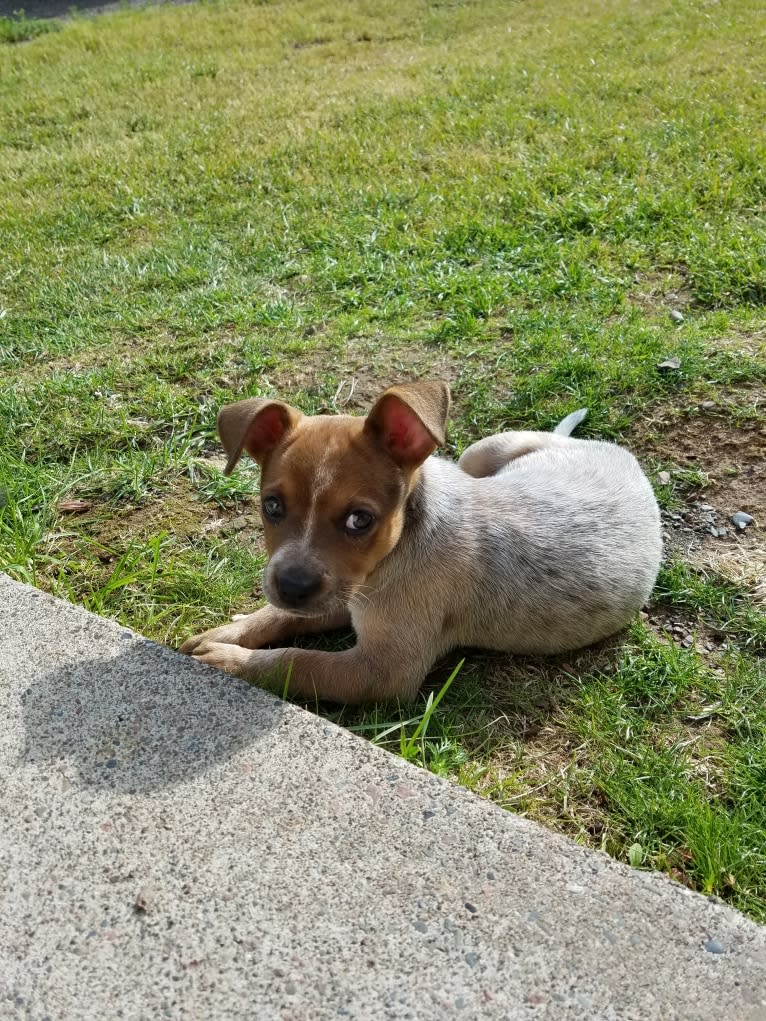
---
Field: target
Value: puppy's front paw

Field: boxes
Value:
[179,622,249,656]
[190,640,251,678]
[190,643,288,691]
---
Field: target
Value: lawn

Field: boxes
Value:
[1,0,765,921]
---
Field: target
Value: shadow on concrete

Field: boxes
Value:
[18,640,284,793]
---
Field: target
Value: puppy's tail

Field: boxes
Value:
[553,408,588,436]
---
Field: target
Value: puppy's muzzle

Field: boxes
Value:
[273,565,324,609]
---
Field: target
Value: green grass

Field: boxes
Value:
[0,12,60,45]
[1,0,765,922]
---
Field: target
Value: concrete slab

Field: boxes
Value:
[1,574,765,1020]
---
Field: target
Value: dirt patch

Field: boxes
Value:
[71,479,265,554]
[627,267,693,316]
[643,605,730,664]
[264,334,465,412]
[86,486,208,547]
[704,326,766,359]
[637,401,766,600]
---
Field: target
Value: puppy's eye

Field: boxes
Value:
[345,509,375,535]
[262,495,284,522]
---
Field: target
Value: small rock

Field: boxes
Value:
[657,471,671,486]
[704,938,725,955]
[657,356,681,371]
[699,504,714,511]
[708,526,720,538]
[700,400,716,410]
[731,511,754,529]
[134,887,157,913]
[669,309,685,324]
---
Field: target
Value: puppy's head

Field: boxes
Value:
[217,381,450,616]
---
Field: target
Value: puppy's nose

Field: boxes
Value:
[275,566,323,606]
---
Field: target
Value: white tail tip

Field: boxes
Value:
[553,408,588,436]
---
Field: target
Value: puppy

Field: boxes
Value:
[181,381,662,703]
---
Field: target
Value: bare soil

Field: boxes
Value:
[634,387,765,602]
[628,267,693,316]
[266,334,465,413]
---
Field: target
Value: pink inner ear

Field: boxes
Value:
[249,405,288,456]
[381,399,433,462]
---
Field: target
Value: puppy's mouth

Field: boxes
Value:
[268,595,349,619]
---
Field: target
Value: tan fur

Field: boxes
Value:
[181,381,662,704]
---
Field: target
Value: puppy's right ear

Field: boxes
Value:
[217,398,301,475]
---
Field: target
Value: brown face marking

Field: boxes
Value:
[258,415,415,610]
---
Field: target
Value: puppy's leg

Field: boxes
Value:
[188,640,423,705]
[179,603,351,655]
[459,431,569,478]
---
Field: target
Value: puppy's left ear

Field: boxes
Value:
[365,380,451,467]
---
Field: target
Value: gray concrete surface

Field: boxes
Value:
[1,573,765,1020]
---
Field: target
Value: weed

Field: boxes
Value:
[397,659,465,767]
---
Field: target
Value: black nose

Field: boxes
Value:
[275,566,323,606]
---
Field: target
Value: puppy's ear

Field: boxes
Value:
[217,398,301,475]
[365,380,451,467]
